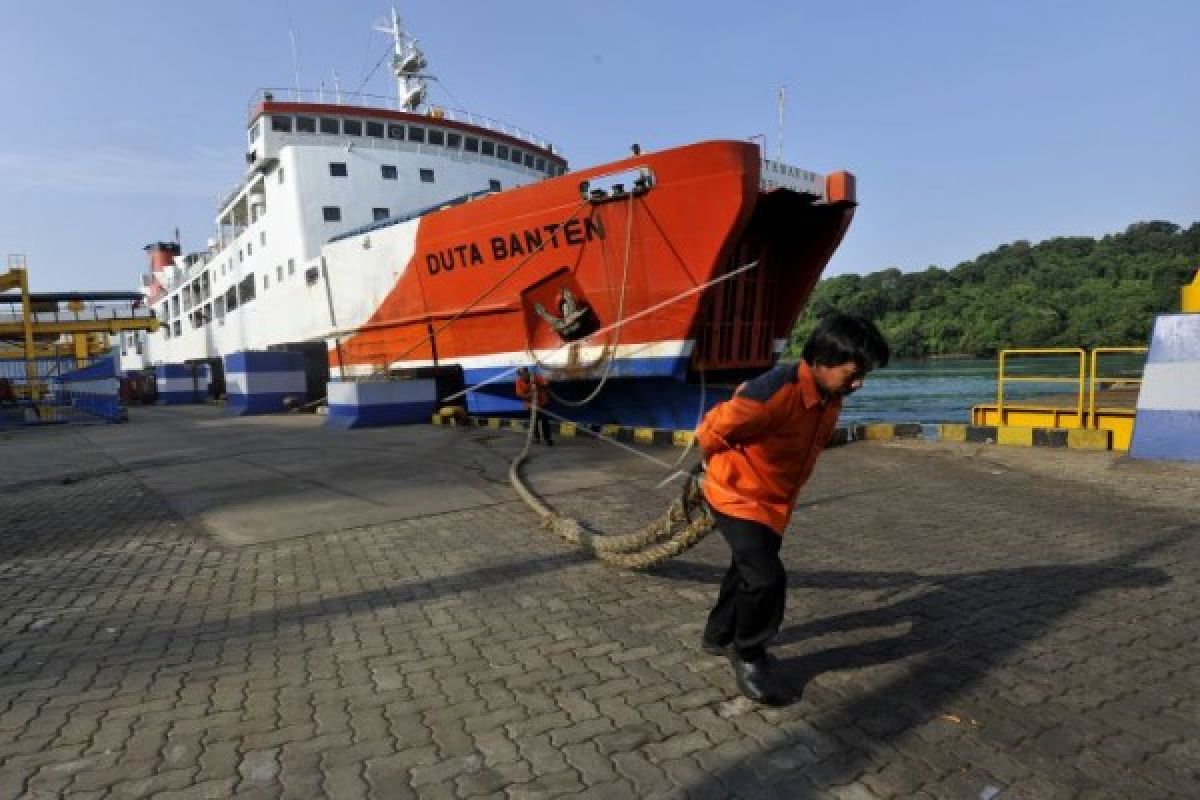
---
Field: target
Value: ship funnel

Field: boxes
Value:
[144,241,181,273]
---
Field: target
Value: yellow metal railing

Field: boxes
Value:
[997,348,1087,427]
[1089,347,1147,428]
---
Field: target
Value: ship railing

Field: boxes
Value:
[250,88,556,153]
[0,305,155,326]
[989,346,1147,429]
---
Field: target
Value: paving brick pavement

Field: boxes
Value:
[0,412,1196,798]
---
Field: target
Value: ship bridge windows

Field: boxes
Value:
[172,320,182,336]
[225,286,238,312]
[419,169,435,183]
[366,121,384,138]
[388,124,404,140]
[305,266,320,285]
[343,119,363,136]
[524,153,534,169]
[464,136,479,153]
[428,129,444,146]
[496,144,509,160]
[276,265,284,282]
[447,132,461,149]
[320,117,339,135]
[296,116,317,134]
[329,162,348,177]
[510,149,522,165]
[535,157,546,172]
[480,140,495,156]
[407,126,425,143]
[322,206,342,222]
[373,208,390,221]
[287,258,295,276]
[271,115,292,132]
[381,165,398,180]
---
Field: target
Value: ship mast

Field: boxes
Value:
[377,7,428,112]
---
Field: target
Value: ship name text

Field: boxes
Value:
[425,218,605,275]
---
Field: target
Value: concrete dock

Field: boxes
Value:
[1,407,1197,798]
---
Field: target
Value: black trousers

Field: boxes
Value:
[533,413,554,443]
[702,507,786,661]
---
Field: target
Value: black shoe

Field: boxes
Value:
[731,654,785,705]
[701,637,730,656]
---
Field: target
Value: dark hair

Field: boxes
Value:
[801,313,890,371]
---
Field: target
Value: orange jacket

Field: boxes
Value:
[515,373,549,408]
[695,360,841,535]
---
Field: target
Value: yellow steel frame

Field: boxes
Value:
[996,348,1087,427]
[1088,347,1148,426]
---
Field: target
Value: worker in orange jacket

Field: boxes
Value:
[515,366,554,445]
[694,313,889,704]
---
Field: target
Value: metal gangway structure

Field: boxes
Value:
[0,255,159,422]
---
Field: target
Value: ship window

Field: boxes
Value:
[464,136,479,153]
[535,157,546,172]
[373,207,390,221]
[247,242,253,256]
[287,258,295,275]
[387,124,405,140]
[329,162,348,177]
[366,121,384,138]
[343,119,363,136]
[249,121,261,142]
[481,140,495,156]
[320,117,339,134]
[278,167,285,184]
[447,132,461,149]
[271,115,292,132]
[322,206,342,222]
[524,153,534,168]
[489,179,502,192]
[419,168,435,183]
[215,296,225,319]
[496,144,509,160]
[172,320,181,336]
[381,164,397,180]
[407,126,425,143]
[239,274,256,304]
[225,286,238,311]
[171,296,180,316]
[305,266,320,285]
[163,325,170,339]
[428,129,444,146]
[263,274,269,290]
[276,265,283,281]
[260,232,266,247]
[296,116,316,133]
[511,149,522,164]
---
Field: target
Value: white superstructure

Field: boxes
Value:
[121,13,566,372]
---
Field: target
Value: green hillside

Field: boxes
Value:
[786,220,1200,359]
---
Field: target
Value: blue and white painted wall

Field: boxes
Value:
[225,350,306,415]
[55,356,123,422]
[326,378,438,428]
[1129,314,1200,462]
[156,363,208,405]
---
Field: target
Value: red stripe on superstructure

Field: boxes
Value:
[255,101,566,165]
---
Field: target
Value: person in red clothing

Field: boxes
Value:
[515,366,554,445]
[695,313,889,704]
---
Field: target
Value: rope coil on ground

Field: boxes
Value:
[509,396,715,570]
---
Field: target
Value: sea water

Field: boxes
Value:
[838,355,1145,425]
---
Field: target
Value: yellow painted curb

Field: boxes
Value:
[1067,428,1111,450]
[857,423,895,441]
[996,425,1034,446]
[559,422,577,437]
[939,424,967,443]
[633,428,655,445]
[601,424,621,438]
[673,430,695,447]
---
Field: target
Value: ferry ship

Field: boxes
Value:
[122,10,857,427]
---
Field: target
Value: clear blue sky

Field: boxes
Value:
[1,1,1196,292]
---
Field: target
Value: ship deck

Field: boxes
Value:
[0,406,1196,797]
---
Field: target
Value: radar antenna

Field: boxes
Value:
[376,7,428,112]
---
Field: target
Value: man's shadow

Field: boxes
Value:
[658,535,1175,708]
